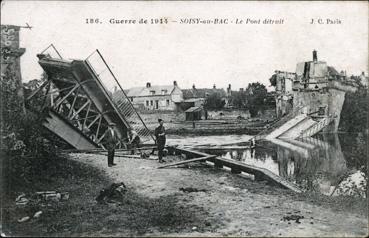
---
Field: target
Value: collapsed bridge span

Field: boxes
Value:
[27,45,154,149]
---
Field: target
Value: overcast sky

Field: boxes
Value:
[2,1,368,91]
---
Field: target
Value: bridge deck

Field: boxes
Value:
[161,146,302,193]
[35,50,154,149]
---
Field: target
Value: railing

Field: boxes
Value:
[85,50,155,143]
[254,106,307,141]
[299,117,333,138]
[40,44,63,59]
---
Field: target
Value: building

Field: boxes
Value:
[113,81,183,111]
[185,106,204,121]
[181,84,227,109]
[273,71,296,117]
[272,50,357,132]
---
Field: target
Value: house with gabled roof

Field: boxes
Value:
[113,81,183,111]
[181,84,228,109]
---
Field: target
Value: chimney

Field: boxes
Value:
[146,82,151,88]
[113,86,117,93]
[192,84,196,89]
[173,81,178,87]
[227,84,231,95]
[213,84,216,89]
[313,50,318,62]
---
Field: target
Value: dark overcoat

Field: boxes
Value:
[154,125,166,150]
[103,128,119,150]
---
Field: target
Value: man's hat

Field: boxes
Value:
[158,119,163,122]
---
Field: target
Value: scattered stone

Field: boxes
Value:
[18,216,30,223]
[282,214,304,224]
[16,191,69,207]
[15,193,29,206]
[223,186,238,192]
[192,226,197,231]
[33,211,43,218]
[179,187,207,193]
[61,192,70,200]
[35,191,69,202]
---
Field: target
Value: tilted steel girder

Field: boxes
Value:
[26,46,154,149]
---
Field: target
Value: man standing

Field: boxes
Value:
[103,123,119,167]
[154,119,166,163]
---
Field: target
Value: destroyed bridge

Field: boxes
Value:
[26,45,154,149]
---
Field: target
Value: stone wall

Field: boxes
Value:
[292,88,347,132]
[1,25,26,117]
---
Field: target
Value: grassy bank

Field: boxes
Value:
[2,154,213,237]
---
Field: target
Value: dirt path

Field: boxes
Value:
[72,153,367,237]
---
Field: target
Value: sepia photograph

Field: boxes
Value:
[1,1,368,237]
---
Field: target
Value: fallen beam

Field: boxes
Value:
[157,155,217,169]
[63,146,157,153]
[172,146,210,157]
[210,157,302,193]
[96,153,141,159]
[194,146,252,151]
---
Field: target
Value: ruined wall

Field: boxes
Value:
[292,90,330,115]
[326,89,346,131]
[1,25,26,118]
[292,89,346,132]
[276,95,293,118]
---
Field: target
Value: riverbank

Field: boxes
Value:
[147,120,268,136]
[3,152,367,237]
[139,111,271,135]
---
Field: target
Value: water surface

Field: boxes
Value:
[167,133,367,197]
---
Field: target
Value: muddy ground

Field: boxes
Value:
[3,152,368,237]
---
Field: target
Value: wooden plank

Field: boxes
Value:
[157,155,217,169]
[161,146,301,193]
[96,153,141,159]
[213,157,302,193]
[62,146,157,153]
[195,146,251,150]
[173,147,210,157]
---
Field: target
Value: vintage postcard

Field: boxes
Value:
[1,1,368,237]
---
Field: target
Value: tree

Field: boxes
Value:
[230,91,248,109]
[245,82,268,117]
[269,73,277,87]
[203,92,225,110]
[339,84,367,133]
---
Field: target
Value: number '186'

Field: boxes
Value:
[86,18,101,24]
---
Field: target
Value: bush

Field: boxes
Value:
[339,86,368,133]
[1,71,63,189]
[203,92,225,110]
